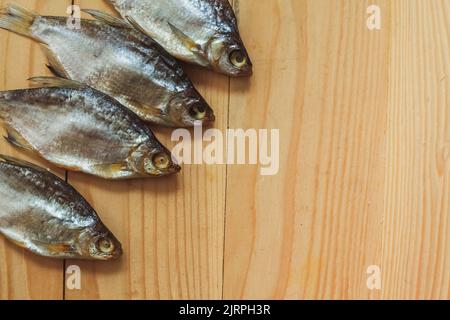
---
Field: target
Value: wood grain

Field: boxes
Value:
[64,0,228,300]
[382,0,450,299]
[224,0,449,300]
[0,0,71,300]
[0,0,448,300]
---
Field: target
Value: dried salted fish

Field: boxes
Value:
[0,77,181,179]
[0,4,215,127]
[108,0,253,76]
[0,155,122,260]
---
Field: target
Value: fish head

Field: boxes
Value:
[130,143,181,177]
[207,34,253,77]
[78,228,123,261]
[167,89,215,127]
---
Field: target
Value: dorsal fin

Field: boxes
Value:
[0,154,49,173]
[82,9,130,28]
[28,77,85,90]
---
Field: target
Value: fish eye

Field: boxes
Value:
[229,50,247,68]
[97,237,114,254]
[190,104,206,120]
[153,152,170,169]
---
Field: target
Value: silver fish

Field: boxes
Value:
[0,77,181,179]
[0,155,122,260]
[0,4,215,127]
[108,0,253,77]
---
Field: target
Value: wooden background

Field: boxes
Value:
[0,0,449,300]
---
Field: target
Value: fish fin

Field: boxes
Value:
[40,44,69,78]
[119,97,162,120]
[167,22,206,57]
[39,242,76,255]
[82,9,130,28]
[28,76,84,90]
[0,4,38,39]
[0,154,48,173]
[29,239,78,256]
[46,64,66,78]
[3,127,34,153]
[90,162,131,179]
[1,234,75,258]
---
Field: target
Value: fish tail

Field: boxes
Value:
[0,4,38,38]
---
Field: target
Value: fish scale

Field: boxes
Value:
[0,4,215,127]
[108,0,252,76]
[0,156,123,260]
[0,81,181,179]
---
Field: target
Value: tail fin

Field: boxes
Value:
[0,4,37,38]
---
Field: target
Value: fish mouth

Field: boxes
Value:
[169,156,182,174]
[92,235,123,260]
[205,112,216,123]
[181,112,215,127]
[110,243,123,260]
[198,110,216,126]
[233,66,253,77]
[104,249,123,261]
[153,163,181,176]
[170,163,182,174]
[214,56,253,77]
[90,247,122,261]
[230,56,253,77]
[186,99,216,127]
[225,44,253,77]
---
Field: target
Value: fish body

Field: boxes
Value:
[108,0,252,77]
[0,4,214,127]
[0,78,180,179]
[0,155,122,260]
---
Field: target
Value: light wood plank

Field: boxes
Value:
[382,0,450,299]
[0,0,71,300]
[65,0,228,300]
[224,0,448,299]
[1,0,448,300]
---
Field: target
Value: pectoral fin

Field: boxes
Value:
[119,97,163,121]
[89,162,133,179]
[2,234,77,257]
[42,243,77,255]
[31,240,78,256]
[167,22,206,56]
